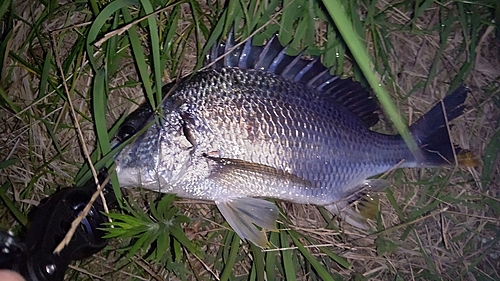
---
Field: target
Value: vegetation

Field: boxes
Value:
[0,0,499,280]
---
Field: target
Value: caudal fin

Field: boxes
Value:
[409,86,477,167]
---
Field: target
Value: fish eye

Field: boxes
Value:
[114,103,154,143]
[116,123,137,142]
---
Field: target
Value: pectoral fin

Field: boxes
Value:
[216,197,279,248]
[205,155,314,189]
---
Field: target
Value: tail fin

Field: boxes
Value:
[409,86,476,167]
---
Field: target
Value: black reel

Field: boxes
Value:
[0,172,116,281]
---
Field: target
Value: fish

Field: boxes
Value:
[112,32,474,248]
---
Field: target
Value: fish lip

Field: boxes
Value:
[110,139,120,150]
[115,166,159,189]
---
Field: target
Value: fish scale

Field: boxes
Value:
[195,69,392,183]
[113,33,471,247]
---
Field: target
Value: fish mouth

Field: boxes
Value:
[110,138,120,150]
[115,166,160,190]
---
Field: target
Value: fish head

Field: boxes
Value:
[114,110,196,192]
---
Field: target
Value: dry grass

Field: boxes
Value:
[1,0,499,280]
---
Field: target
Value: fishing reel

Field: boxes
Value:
[0,173,116,281]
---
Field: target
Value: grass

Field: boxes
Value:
[1,0,499,280]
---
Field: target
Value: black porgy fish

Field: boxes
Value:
[113,32,472,247]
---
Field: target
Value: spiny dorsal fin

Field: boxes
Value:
[205,31,380,127]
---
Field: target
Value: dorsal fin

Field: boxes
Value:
[205,32,380,127]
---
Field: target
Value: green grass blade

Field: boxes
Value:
[201,12,225,59]
[220,232,239,281]
[385,188,405,221]
[321,0,419,156]
[121,7,155,110]
[250,243,265,281]
[0,0,11,20]
[37,50,52,101]
[422,13,454,91]
[138,0,163,110]
[288,230,337,281]
[0,182,28,226]
[0,159,19,170]
[86,0,139,70]
[280,231,297,281]
[0,86,19,114]
[279,0,300,44]
[93,68,111,157]
[481,127,500,190]
[266,231,279,281]
[317,245,351,269]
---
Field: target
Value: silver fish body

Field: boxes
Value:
[113,34,468,247]
[117,67,411,201]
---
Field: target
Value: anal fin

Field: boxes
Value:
[216,197,279,248]
[325,179,389,229]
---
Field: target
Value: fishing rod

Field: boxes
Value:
[0,173,115,281]
[0,96,152,281]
